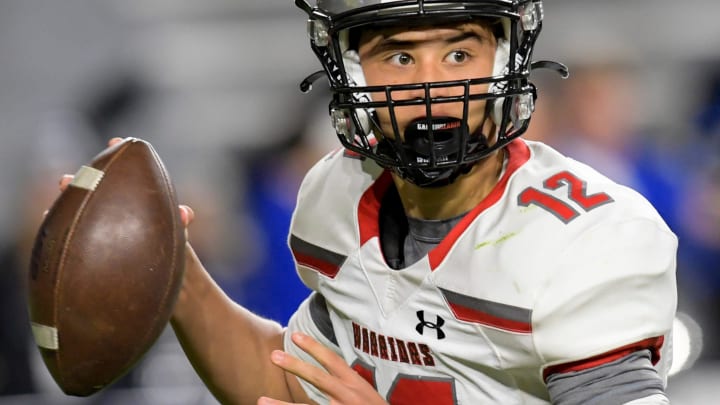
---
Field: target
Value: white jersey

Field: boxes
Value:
[284,139,677,405]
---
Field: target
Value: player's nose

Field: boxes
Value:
[399,64,458,102]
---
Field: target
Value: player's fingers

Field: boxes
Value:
[290,332,358,381]
[108,137,124,147]
[257,396,307,405]
[270,349,339,398]
[179,204,195,227]
[59,174,74,192]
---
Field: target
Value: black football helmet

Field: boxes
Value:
[296,0,568,187]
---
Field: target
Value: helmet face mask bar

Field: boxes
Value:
[296,0,568,187]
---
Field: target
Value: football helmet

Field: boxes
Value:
[296,0,568,187]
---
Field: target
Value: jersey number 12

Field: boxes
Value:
[517,171,613,223]
[353,361,456,405]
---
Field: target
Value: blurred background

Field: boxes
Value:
[0,0,718,403]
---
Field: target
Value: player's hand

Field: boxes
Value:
[56,137,195,228]
[259,332,388,405]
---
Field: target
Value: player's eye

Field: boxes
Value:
[389,52,414,66]
[445,50,470,64]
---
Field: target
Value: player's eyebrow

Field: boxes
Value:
[374,31,482,53]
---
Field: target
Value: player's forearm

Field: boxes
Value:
[170,243,291,404]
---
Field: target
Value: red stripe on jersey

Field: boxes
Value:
[358,171,393,246]
[351,362,375,386]
[292,250,341,279]
[542,336,665,381]
[447,301,532,333]
[429,139,532,270]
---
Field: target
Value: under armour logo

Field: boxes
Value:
[416,311,446,340]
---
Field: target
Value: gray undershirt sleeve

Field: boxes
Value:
[546,349,667,405]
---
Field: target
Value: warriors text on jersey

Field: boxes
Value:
[284,139,677,404]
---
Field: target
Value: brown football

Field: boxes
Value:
[27,137,186,396]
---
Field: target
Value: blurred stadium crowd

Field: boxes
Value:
[0,0,718,404]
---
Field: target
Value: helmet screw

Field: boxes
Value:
[331,109,352,140]
[514,93,535,121]
[307,19,329,46]
[519,2,544,31]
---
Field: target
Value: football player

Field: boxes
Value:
[76,1,677,404]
